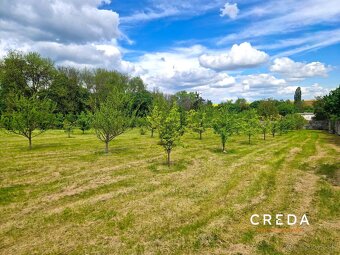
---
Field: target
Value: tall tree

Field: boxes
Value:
[159,103,183,166]
[92,90,132,153]
[47,67,90,115]
[0,95,55,149]
[294,87,302,112]
[0,51,55,112]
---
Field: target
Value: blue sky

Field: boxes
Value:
[0,0,339,102]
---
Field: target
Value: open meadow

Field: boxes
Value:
[0,129,339,254]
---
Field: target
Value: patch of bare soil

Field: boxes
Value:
[286,147,302,162]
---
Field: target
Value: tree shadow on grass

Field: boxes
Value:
[208,147,237,154]
[19,142,64,152]
[148,159,190,173]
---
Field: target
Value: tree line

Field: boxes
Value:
[1,51,337,166]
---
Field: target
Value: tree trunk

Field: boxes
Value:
[68,130,71,138]
[199,131,202,140]
[167,150,171,167]
[105,141,109,154]
[248,134,251,144]
[28,136,32,150]
[151,129,154,138]
[263,131,266,140]
[82,130,85,134]
[222,142,225,152]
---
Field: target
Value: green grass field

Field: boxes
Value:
[0,129,339,254]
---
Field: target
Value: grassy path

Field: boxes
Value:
[0,129,339,254]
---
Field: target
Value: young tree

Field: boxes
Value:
[187,107,207,139]
[63,114,77,138]
[259,117,271,140]
[241,109,260,144]
[270,119,279,137]
[92,91,132,153]
[159,103,183,166]
[212,108,236,152]
[77,111,92,134]
[146,105,162,137]
[0,96,55,149]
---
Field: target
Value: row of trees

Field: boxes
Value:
[146,103,306,164]
[0,51,325,166]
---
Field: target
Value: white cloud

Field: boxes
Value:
[277,83,329,99]
[241,74,286,91]
[270,57,329,81]
[0,0,121,44]
[220,2,239,19]
[0,0,142,74]
[199,42,268,71]
[121,0,227,23]
[218,0,340,45]
[134,45,237,92]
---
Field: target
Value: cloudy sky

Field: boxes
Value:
[1,0,339,102]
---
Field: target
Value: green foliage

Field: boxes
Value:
[259,117,272,140]
[0,95,55,148]
[159,103,183,166]
[146,105,162,137]
[92,90,132,153]
[47,67,90,115]
[241,109,260,144]
[63,113,76,138]
[270,118,279,137]
[277,100,296,116]
[0,51,55,112]
[77,111,92,134]
[278,114,306,134]
[187,107,208,139]
[257,99,279,118]
[212,107,236,152]
[323,85,340,118]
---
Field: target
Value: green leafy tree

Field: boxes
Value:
[323,86,340,117]
[0,95,55,149]
[277,100,296,116]
[187,108,207,139]
[241,109,260,144]
[212,108,236,152]
[47,67,90,115]
[259,117,271,140]
[0,51,55,112]
[63,114,77,138]
[92,91,132,153]
[257,100,279,118]
[146,105,162,137]
[77,111,92,134]
[159,103,183,166]
[270,118,279,137]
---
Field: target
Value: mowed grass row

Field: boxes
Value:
[0,128,339,254]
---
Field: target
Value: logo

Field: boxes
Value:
[250,214,309,226]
